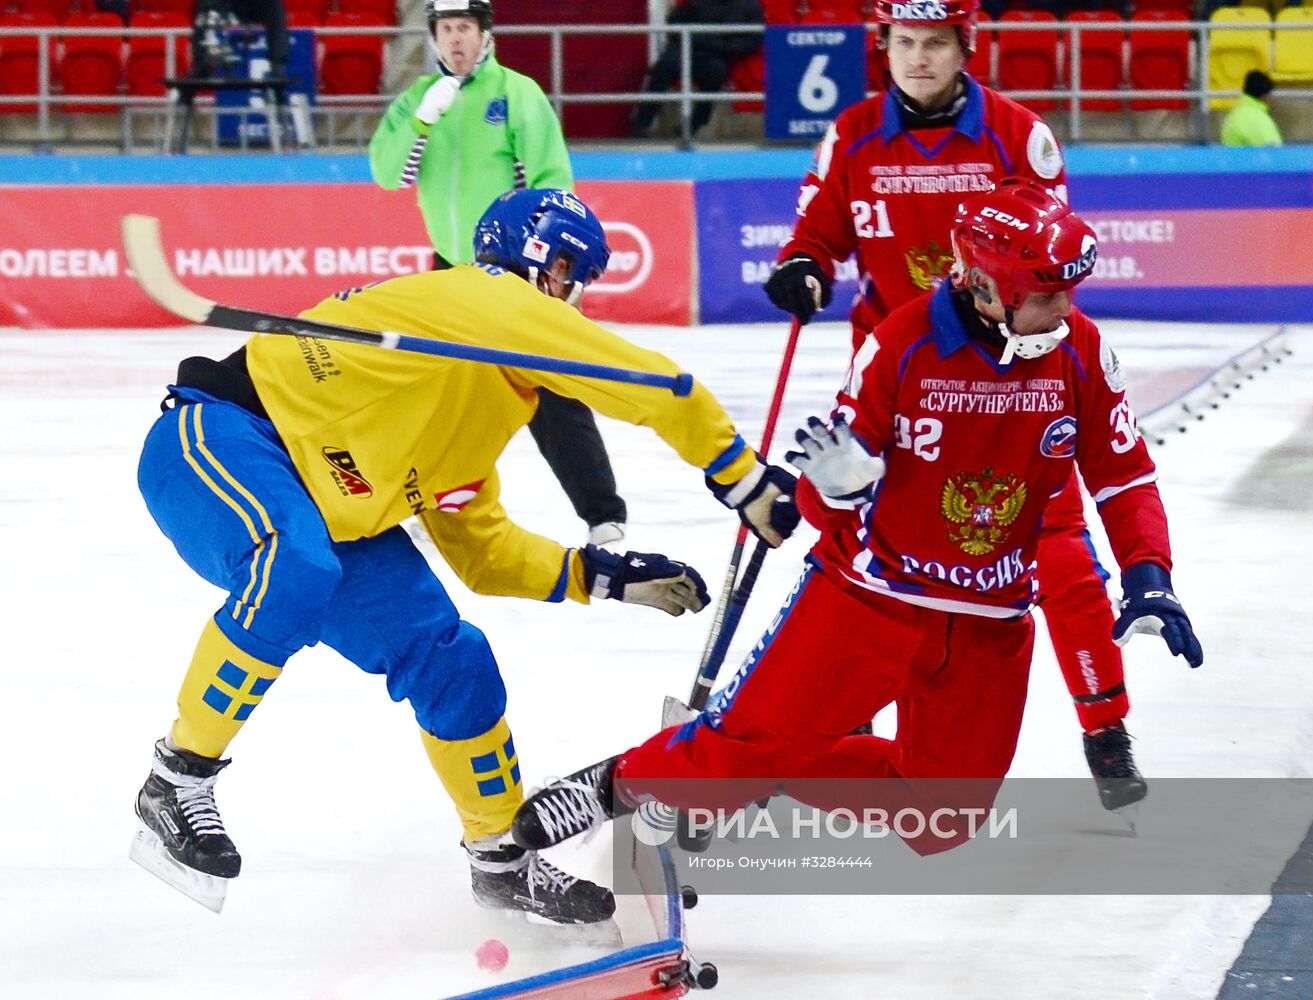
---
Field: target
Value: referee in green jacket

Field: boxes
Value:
[369,0,628,548]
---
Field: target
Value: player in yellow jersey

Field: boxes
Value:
[130,188,800,922]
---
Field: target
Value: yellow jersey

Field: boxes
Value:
[245,265,758,604]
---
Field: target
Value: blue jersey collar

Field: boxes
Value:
[879,75,986,145]
[930,280,972,357]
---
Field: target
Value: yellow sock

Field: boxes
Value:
[171,618,283,759]
[421,718,523,843]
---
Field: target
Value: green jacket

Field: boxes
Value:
[369,54,573,264]
[1220,94,1283,148]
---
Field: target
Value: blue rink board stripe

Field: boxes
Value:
[1217,819,1313,998]
[1,145,1312,187]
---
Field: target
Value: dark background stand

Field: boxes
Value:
[163,76,293,153]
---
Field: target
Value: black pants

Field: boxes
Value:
[528,389,627,529]
[634,46,731,135]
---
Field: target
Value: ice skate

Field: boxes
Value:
[466,838,616,927]
[512,756,625,851]
[129,737,240,912]
[586,521,626,549]
[1083,722,1147,831]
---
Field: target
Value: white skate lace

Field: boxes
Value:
[530,772,609,844]
[152,758,227,837]
[524,853,579,904]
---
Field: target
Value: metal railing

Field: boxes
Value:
[0,18,1309,150]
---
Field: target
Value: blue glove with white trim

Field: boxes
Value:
[579,545,710,617]
[706,459,799,548]
[1112,562,1203,668]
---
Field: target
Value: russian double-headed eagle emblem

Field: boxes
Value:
[940,468,1028,555]
[903,241,956,291]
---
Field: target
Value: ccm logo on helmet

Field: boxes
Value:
[891,0,950,19]
[1060,239,1098,281]
[980,207,1030,231]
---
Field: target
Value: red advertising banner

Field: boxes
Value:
[0,179,692,329]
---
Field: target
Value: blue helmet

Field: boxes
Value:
[473,189,611,298]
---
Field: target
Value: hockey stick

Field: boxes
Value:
[681,317,803,716]
[120,214,694,397]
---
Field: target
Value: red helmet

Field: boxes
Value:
[872,0,979,56]
[950,177,1098,311]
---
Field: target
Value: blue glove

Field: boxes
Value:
[580,545,710,617]
[1112,562,1203,668]
[785,414,886,508]
[706,459,800,548]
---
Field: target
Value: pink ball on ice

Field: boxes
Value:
[475,938,509,973]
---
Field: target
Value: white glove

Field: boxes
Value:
[415,74,461,125]
[785,414,885,508]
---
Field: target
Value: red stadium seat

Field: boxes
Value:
[727,49,766,111]
[132,0,193,14]
[996,10,1061,112]
[1129,9,1191,109]
[966,14,997,87]
[333,0,397,25]
[797,0,864,22]
[13,0,68,21]
[126,10,190,97]
[1131,0,1194,13]
[0,12,57,113]
[1067,11,1124,111]
[58,11,123,113]
[319,12,385,96]
[283,0,330,26]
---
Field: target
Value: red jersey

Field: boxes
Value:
[779,76,1068,334]
[799,283,1171,618]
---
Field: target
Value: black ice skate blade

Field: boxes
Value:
[475,901,623,948]
[129,824,230,913]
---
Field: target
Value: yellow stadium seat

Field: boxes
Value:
[1273,7,1313,83]
[1208,6,1273,109]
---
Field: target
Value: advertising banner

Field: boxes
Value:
[696,177,859,327]
[696,172,1313,326]
[0,179,692,328]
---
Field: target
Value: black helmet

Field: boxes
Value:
[426,0,492,32]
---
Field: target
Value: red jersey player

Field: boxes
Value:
[763,0,1147,816]
[510,180,1202,859]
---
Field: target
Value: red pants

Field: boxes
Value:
[1037,476,1129,733]
[618,568,1035,854]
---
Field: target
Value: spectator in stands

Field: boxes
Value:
[631,0,765,139]
[1220,70,1283,147]
[368,0,629,550]
[189,0,289,80]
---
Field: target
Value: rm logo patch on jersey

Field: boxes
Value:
[322,447,373,498]
[1027,121,1064,181]
[904,241,955,291]
[484,98,507,125]
[1041,416,1078,458]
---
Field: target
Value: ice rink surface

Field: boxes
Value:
[2,316,1311,1000]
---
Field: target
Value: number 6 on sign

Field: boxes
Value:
[799,54,838,113]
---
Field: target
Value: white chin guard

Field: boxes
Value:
[998,320,1070,365]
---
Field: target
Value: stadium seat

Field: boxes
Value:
[1272,6,1313,84]
[996,10,1061,112]
[966,15,997,87]
[58,10,123,113]
[13,0,68,21]
[319,12,385,96]
[125,10,190,98]
[283,0,330,26]
[1067,11,1125,111]
[1129,9,1191,109]
[1207,6,1271,109]
[727,49,766,112]
[797,0,865,22]
[333,0,397,25]
[0,11,57,113]
[1130,0,1194,13]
